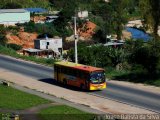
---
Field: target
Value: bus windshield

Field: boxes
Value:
[90,71,105,84]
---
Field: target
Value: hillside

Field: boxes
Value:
[6,32,38,48]
[78,21,96,40]
[0,0,50,9]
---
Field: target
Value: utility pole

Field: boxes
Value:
[73,16,78,64]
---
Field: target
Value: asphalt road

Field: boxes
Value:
[0,55,160,113]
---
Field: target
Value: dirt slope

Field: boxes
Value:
[6,32,38,49]
[78,21,96,40]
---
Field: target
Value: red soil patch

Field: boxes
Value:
[78,21,96,39]
[6,32,38,49]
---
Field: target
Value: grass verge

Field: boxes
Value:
[0,45,56,66]
[38,105,96,120]
[0,113,2,120]
[106,68,160,87]
[0,84,50,110]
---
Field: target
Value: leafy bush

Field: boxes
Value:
[20,22,61,37]
[2,2,22,9]
[0,35,7,46]
[6,26,20,35]
[68,43,126,68]
[7,44,22,51]
[0,45,56,66]
[0,45,18,56]
[128,39,160,75]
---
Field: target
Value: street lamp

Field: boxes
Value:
[73,16,78,64]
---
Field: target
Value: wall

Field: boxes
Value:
[78,11,88,18]
[0,12,30,25]
[34,38,62,52]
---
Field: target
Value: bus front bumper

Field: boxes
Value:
[89,83,106,90]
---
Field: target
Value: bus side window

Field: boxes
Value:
[58,66,61,73]
[85,72,89,80]
[77,70,81,78]
[72,69,76,77]
[73,69,77,77]
[61,67,64,73]
[64,67,68,74]
[69,68,73,76]
[79,71,84,79]
[54,65,57,72]
[66,68,70,75]
[70,68,75,76]
[82,72,85,79]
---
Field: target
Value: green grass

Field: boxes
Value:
[145,79,160,87]
[0,85,50,110]
[106,68,160,87]
[106,67,130,80]
[0,113,2,120]
[0,45,57,66]
[0,113,11,120]
[38,105,96,120]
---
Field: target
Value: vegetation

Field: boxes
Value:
[68,39,160,87]
[0,45,56,66]
[0,113,2,119]
[139,0,160,39]
[0,0,160,86]
[0,0,50,9]
[19,22,61,37]
[7,43,22,51]
[68,42,126,68]
[0,84,50,110]
[38,105,95,120]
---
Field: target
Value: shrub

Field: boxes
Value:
[7,44,22,51]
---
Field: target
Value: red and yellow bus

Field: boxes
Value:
[54,61,106,90]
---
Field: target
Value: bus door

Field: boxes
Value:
[54,65,57,80]
[55,66,61,81]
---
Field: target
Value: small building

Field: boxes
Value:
[23,48,56,58]
[78,11,88,18]
[34,38,63,56]
[0,9,30,25]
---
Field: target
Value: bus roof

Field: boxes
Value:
[54,61,104,72]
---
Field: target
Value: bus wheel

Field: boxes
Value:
[63,79,67,85]
[80,84,85,91]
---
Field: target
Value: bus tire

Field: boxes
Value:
[63,79,67,85]
[80,84,85,90]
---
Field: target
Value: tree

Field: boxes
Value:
[0,25,7,46]
[7,43,22,51]
[126,39,160,75]
[92,29,106,43]
[91,1,114,37]
[109,0,129,40]
[139,0,160,39]
[53,0,77,37]
[67,43,126,68]
[2,2,22,9]
[91,0,128,40]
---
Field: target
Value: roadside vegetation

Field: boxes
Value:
[0,84,95,120]
[0,0,50,9]
[38,105,95,120]
[0,0,160,86]
[0,84,50,109]
[68,39,160,87]
[0,45,56,66]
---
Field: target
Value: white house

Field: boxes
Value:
[34,38,63,54]
[78,11,88,18]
